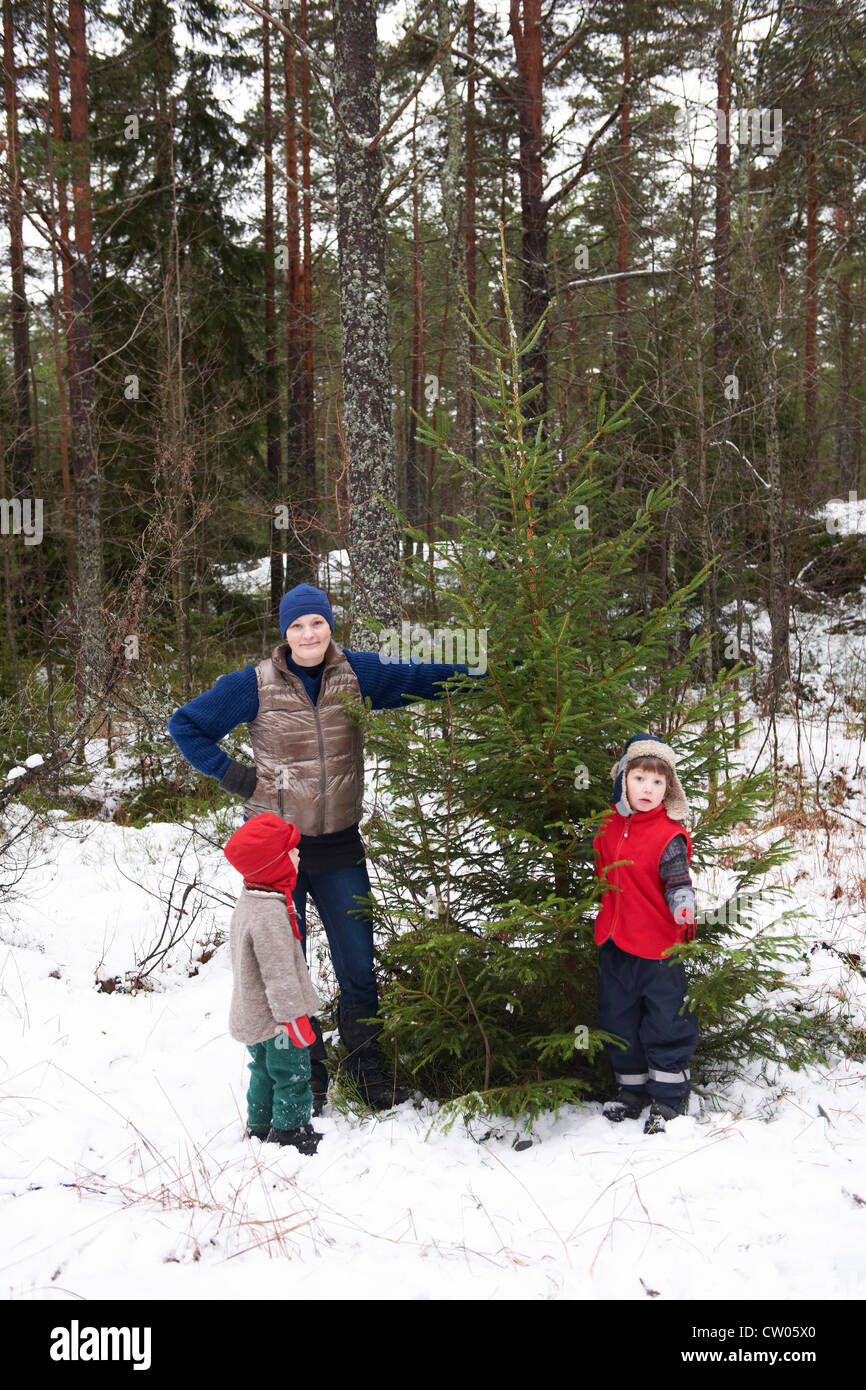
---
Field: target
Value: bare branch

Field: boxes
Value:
[566,267,676,287]
[708,439,771,490]
[415,34,517,102]
[383,161,437,217]
[236,0,349,142]
[249,137,336,216]
[543,17,589,77]
[368,5,468,154]
[237,0,331,81]
[545,95,627,209]
[383,0,439,74]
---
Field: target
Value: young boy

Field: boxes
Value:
[223,813,324,1154]
[593,733,698,1135]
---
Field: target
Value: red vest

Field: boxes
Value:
[593,803,692,960]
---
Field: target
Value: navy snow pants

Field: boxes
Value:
[597,938,698,1105]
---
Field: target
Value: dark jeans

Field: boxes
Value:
[597,938,699,1105]
[292,862,377,1014]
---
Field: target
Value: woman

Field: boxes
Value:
[169,583,480,1111]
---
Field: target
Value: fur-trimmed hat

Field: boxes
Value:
[610,732,689,824]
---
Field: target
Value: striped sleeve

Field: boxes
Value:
[659,834,695,920]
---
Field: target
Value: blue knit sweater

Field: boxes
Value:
[168,648,479,784]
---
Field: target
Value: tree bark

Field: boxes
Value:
[263,2,284,615]
[67,0,105,703]
[834,201,853,492]
[284,24,308,589]
[408,99,425,551]
[510,0,548,417]
[299,0,316,534]
[333,0,401,644]
[765,358,789,704]
[614,26,631,400]
[804,66,818,462]
[162,94,192,699]
[3,0,33,496]
[465,0,477,482]
[714,0,732,378]
[46,0,77,588]
[690,169,717,717]
[437,0,471,524]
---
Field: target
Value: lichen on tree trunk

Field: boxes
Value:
[333,0,401,648]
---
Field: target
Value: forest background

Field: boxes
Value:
[2,0,864,748]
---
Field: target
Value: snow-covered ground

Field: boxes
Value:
[1,592,865,1301]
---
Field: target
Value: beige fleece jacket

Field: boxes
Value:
[228,886,320,1045]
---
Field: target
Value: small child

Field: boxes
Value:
[593,732,698,1135]
[223,813,324,1154]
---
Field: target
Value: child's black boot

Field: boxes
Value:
[266,1122,324,1154]
[643,1099,688,1134]
[603,1087,651,1122]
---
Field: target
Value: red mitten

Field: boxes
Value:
[674,907,696,943]
[283,1016,316,1047]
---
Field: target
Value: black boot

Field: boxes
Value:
[643,1099,688,1135]
[603,1087,651,1123]
[338,1003,413,1111]
[308,1016,329,1117]
[266,1123,323,1154]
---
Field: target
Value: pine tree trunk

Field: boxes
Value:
[0,444,25,739]
[284,27,308,589]
[28,354,58,764]
[408,102,425,553]
[333,0,401,644]
[691,175,717,740]
[804,67,818,460]
[765,364,789,707]
[614,26,631,401]
[714,1,732,379]
[46,0,77,589]
[2,0,38,673]
[437,0,471,522]
[299,0,316,533]
[3,0,33,493]
[263,4,284,616]
[164,95,192,699]
[431,296,450,538]
[834,202,853,492]
[67,0,105,704]
[510,0,548,416]
[711,0,733,697]
[465,0,478,485]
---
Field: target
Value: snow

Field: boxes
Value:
[813,491,866,533]
[1,595,865,1301]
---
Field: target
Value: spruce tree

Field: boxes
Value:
[358,249,830,1127]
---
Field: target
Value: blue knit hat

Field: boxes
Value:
[279,584,334,639]
[610,732,689,823]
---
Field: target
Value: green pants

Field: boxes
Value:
[245,1034,312,1133]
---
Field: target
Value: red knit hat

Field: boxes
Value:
[223,814,302,939]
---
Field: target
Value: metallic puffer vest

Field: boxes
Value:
[241,640,365,836]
